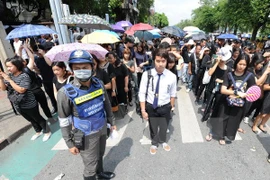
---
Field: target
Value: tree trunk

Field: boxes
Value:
[251,25,261,41]
[233,24,238,35]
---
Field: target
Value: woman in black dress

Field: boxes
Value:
[106,52,129,107]
[252,61,270,133]
[212,54,256,145]
[243,53,270,125]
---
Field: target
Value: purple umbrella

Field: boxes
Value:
[116,20,132,27]
[111,24,125,33]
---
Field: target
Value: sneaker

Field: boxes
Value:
[162,143,171,151]
[129,102,133,106]
[186,88,191,93]
[166,129,170,133]
[150,145,158,155]
[42,132,52,142]
[243,117,249,124]
[31,132,43,140]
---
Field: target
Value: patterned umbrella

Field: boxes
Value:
[81,31,120,44]
[116,20,133,27]
[111,24,125,33]
[6,24,56,40]
[59,14,111,30]
[45,43,108,61]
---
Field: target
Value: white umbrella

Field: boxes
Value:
[183,26,200,32]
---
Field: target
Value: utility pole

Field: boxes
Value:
[49,0,70,44]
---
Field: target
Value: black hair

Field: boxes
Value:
[105,51,121,67]
[5,56,24,71]
[158,42,170,49]
[167,53,177,64]
[137,42,145,53]
[52,61,67,69]
[234,53,250,73]
[32,44,45,52]
[153,48,169,61]
[250,53,264,68]
[170,44,178,50]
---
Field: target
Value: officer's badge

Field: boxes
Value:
[74,50,84,57]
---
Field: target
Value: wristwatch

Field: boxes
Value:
[234,90,238,96]
[112,90,116,92]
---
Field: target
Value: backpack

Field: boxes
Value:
[136,69,153,117]
[23,67,42,88]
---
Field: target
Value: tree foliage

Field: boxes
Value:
[148,12,169,28]
[175,19,195,29]
[183,0,270,40]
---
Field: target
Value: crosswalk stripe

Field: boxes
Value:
[178,86,204,143]
[139,121,151,145]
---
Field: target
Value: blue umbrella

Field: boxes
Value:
[161,26,185,37]
[95,30,120,39]
[217,34,238,40]
[6,24,56,40]
[148,30,161,39]
[116,20,133,27]
[134,31,153,41]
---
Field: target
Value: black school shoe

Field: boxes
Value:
[97,172,115,179]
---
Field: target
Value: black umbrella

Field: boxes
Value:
[201,85,219,122]
[192,32,207,41]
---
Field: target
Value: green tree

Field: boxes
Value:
[175,19,195,29]
[148,12,169,28]
[137,0,154,22]
[156,13,169,28]
[192,4,218,32]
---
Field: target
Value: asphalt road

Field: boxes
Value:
[1,84,270,180]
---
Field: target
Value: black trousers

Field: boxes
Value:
[33,88,52,118]
[146,102,171,146]
[43,82,57,110]
[20,105,50,133]
[194,69,204,97]
[222,104,245,140]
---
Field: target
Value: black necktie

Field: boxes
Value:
[153,73,162,109]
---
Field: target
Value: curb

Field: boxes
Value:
[0,124,32,151]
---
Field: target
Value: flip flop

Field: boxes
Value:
[219,140,226,145]
[258,126,267,134]
[237,128,246,134]
[205,134,212,142]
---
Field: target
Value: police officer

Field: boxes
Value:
[57,50,116,180]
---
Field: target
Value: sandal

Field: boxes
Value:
[219,140,226,145]
[205,134,212,142]
[237,128,246,134]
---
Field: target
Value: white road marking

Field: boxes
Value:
[178,86,204,143]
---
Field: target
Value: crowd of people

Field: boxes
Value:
[1,28,270,179]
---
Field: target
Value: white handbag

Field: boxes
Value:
[202,69,211,84]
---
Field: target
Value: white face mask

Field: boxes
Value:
[73,69,92,82]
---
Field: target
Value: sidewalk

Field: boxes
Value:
[0,91,31,150]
